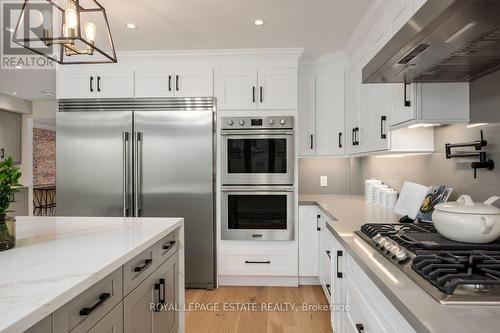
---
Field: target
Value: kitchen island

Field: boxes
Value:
[0,216,184,333]
[299,194,500,333]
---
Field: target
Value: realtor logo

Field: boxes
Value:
[1,0,54,69]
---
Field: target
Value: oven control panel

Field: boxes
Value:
[221,116,294,129]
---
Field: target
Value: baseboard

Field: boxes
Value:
[298,276,320,285]
[218,275,299,287]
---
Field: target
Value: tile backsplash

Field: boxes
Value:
[33,128,56,186]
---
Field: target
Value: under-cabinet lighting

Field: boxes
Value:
[354,238,399,284]
[444,22,477,44]
[374,153,432,158]
[408,123,439,129]
[467,123,488,128]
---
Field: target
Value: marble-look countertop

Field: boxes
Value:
[0,216,183,333]
[299,194,500,333]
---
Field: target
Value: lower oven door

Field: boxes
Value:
[221,186,294,241]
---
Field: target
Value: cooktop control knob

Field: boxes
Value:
[227,119,234,126]
[238,120,245,126]
[268,119,275,125]
[395,250,408,263]
[376,237,387,248]
[389,246,400,256]
[279,119,286,125]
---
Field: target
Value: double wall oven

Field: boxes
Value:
[221,116,295,241]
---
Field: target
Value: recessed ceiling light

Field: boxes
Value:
[12,92,18,95]
[125,23,137,29]
[40,91,55,97]
[254,19,264,26]
[15,65,22,69]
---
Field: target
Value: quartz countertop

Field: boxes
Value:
[0,216,183,333]
[299,194,500,333]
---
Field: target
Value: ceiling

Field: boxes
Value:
[0,0,371,100]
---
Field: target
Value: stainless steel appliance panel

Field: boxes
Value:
[134,110,215,288]
[56,111,133,217]
[221,186,294,241]
[221,130,294,185]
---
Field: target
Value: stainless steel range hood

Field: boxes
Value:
[363,0,500,83]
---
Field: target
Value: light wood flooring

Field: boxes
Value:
[185,286,331,333]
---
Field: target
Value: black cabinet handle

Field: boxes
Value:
[310,134,314,150]
[245,260,271,264]
[0,148,4,159]
[159,278,166,304]
[356,324,365,333]
[380,115,387,139]
[353,127,359,146]
[154,283,161,311]
[163,240,176,250]
[252,86,256,103]
[134,259,153,272]
[259,86,263,103]
[97,76,101,92]
[90,76,94,92]
[352,128,355,146]
[404,83,411,107]
[338,132,343,148]
[175,75,179,91]
[316,214,321,231]
[326,284,331,296]
[168,75,172,92]
[79,293,110,316]
[336,250,343,278]
[326,250,331,259]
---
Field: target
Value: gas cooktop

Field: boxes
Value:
[356,223,500,305]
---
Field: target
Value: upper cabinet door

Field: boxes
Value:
[174,68,213,97]
[0,111,22,164]
[257,68,297,110]
[298,75,316,156]
[57,67,95,99]
[135,68,174,98]
[315,69,345,156]
[96,67,135,98]
[216,69,258,110]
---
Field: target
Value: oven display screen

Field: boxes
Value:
[251,119,263,126]
[228,194,287,230]
[227,139,287,173]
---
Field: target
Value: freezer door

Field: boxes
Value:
[56,111,133,217]
[134,110,215,288]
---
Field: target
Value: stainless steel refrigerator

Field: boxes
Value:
[56,98,216,289]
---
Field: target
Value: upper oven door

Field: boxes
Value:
[221,129,294,185]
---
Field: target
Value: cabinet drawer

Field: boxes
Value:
[344,275,386,333]
[123,245,157,296]
[155,231,178,264]
[53,268,122,333]
[70,302,123,333]
[219,246,297,276]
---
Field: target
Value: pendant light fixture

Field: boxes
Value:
[12,0,117,64]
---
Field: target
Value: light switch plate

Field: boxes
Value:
[320,176,328,187]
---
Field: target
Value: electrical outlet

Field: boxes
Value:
[320,176,328,187]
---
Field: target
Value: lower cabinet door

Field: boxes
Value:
[86,303,123,333]
[123,273,155,333]
[153,252,180,333]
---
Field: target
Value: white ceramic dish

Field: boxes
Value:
[433,195,500,243]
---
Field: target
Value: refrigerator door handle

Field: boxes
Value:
[122,132,130,217]
[134,131,143,217]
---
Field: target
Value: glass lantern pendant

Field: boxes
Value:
[13,0,117,64]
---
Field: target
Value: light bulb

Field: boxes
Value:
[84,22,97,42]
[64,8,77,30]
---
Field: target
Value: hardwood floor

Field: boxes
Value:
[185,286,332,333]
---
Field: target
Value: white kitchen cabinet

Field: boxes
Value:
[298,75,316,156]
[298,206,321,278]
[57,65,134,99]
[0,110,22,164]
[135,68,213,98]
[315,69,345,155]
[173,68,213,97]
[134,68,174,98]
[216,68,297,110]
[346,63,361,155]
[216,69,257,110]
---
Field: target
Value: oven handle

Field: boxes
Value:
[221,186,295,192]
[220,130,294,136]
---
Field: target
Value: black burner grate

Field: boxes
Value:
[411,251,500,295]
